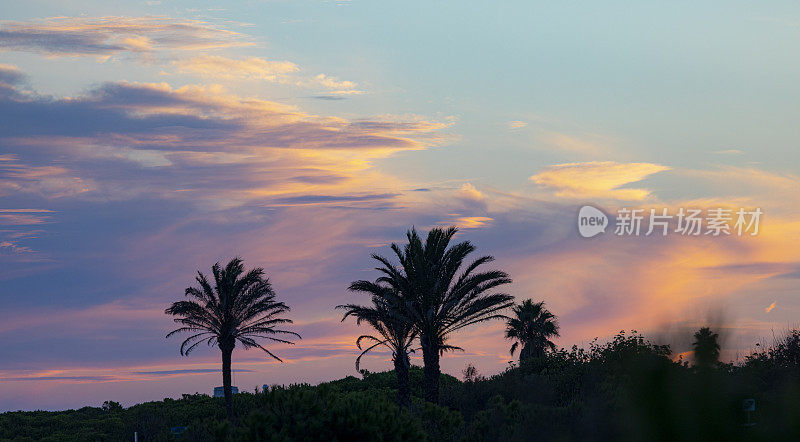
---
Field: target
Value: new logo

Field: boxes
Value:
[578,205,608,238]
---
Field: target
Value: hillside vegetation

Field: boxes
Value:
[3,330,800,441]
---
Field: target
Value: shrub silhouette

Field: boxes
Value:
[6,331,800,440]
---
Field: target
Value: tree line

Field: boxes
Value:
[164,226,717,423]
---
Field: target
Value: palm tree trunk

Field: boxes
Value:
[520,343,530,364]
[394,353,411,407]
[421,337,440,404]
[221,345,234,420]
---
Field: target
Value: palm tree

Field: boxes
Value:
[692,327,720,369]
[165,258,300,420]
[356,226,513,403]
[505,299,560,363]
[338,285,416,407]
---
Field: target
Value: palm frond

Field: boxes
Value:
[166,258,299,361]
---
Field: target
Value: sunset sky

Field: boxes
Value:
[2,1,800,411]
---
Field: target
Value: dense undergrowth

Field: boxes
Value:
[4,330,800,441]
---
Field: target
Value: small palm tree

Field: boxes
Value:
[165,258,300,420]
[338,285,416,407]
[358,226,513,403]
[505,299,560,363]
[692,327,720,369]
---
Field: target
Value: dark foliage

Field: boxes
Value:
[5,330,800,441]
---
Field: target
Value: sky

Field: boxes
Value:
[1,1,799,411]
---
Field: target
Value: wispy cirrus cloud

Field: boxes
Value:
[714,149,743,155]
[131,368,251,376]
[171,55,299,80]
[0,210,52,226]
[1,367,255,383]
[304,74,363,95]
[0,156,95,198]
[270,193,398,206]
[537,131,607,155]
[530,161,670,200]
[0,66,450,208]
[2,374,119,382]
[170,55,364,94]
[0,61,450,277]
[0,18,365,95]
[0,209,50,260]
[0,63,25,89]
[449,216,493,228]
[0,16,250,60]
[677,166,800,210]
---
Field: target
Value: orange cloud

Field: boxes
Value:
[0,16,250,59]
[170,56,364,94]
[0,156,95,198]
[459,182,485,201]
[450,216,494,229]
[172,55,299,81]
[0,76,451,207]
[305,73,363,95]
[530,161,670,200]
[539,131,605,154]
[676,166,800,215]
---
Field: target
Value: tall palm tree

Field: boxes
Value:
[338,285,416,407]
[356,226,513,403]
[692,326,720,369]
[505,299,560,363]
[165,258,300,420]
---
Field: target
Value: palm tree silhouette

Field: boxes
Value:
[358,226,513,403]
[692,326,720,369]
[165,258,300,420]
[338,284,417,407]
[505,299,559,363]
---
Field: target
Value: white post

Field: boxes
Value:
[134,431,138,442]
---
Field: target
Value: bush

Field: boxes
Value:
[232,385,426,441]
[6,330,800,441]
